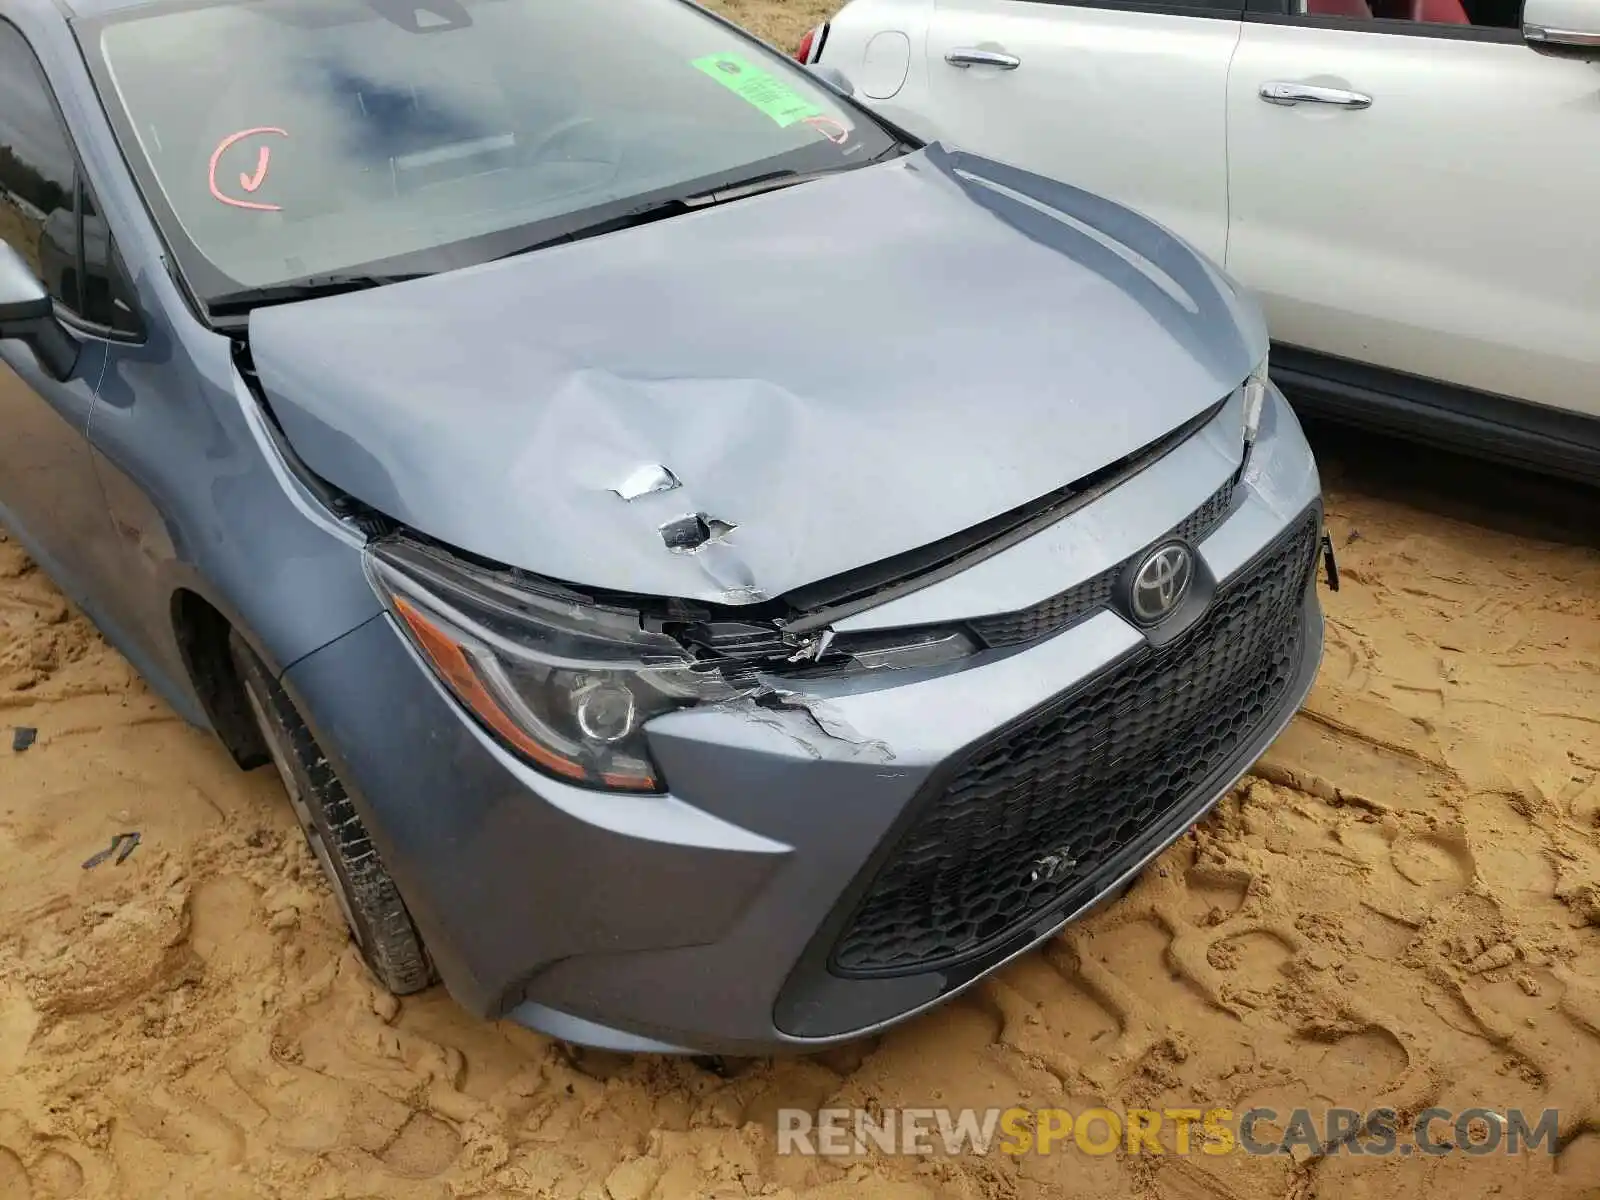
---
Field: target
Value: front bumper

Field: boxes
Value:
[283,383,1324,1055]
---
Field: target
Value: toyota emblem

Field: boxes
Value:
[1128,542,1193,625]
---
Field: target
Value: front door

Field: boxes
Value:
[1226,4,1600,417]
[0,20,120,607]
[921,0,1243,263]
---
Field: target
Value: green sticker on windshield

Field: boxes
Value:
[691,54,824,127]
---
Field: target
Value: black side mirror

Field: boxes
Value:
[0,239,78,381]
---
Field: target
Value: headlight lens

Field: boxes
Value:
[365,538,737,793]
[1242,356,1269,446]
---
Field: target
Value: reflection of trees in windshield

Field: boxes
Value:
[0,145,67,216]
[0,197,45,276]
[0,144,65,276]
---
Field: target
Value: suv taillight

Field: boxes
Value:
[795,23,828,64]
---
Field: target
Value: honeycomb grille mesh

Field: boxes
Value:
[968,477,1237,649]
[830,514,1321,977]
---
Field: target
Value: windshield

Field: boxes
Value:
[83,0,895,305]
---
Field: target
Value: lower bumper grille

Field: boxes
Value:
[830,513,1322,977]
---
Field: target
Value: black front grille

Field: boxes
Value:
[1173,477,1239,544]
[968,476,1237,649]
[830,513,1321,977]
[967,572,1120,649]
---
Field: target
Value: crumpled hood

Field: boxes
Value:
[249,144,1267,604]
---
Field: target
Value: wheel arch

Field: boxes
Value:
[170,587,270,770]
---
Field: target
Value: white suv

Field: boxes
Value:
[797,0,1600,482]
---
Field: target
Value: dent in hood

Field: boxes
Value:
[248,144,1266,604]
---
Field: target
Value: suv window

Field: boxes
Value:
[0,21,143,337]
[1274,0,1522,30]
[1071,0,1247,11]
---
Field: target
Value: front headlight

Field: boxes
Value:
[1242,355,1270,446]
[365,538,737,793]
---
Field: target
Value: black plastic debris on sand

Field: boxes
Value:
[11,727,36,752]
[82,832,142,870]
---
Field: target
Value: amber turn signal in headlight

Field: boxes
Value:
[367,538,737,794]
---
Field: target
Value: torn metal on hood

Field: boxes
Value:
[612,463,681,501]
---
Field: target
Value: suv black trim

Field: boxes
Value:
[1272,344,1600,485]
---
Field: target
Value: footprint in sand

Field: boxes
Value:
[1232,1025,1411,1137]
[994,952,1121,1053]
[119,1087,246,1168]
[1211,929,1296,978]
[0,1145,84,1200]
[1334,817,1394,862]
[1391,832,1474,893]
[29,1150,82,1199]
[1332,819,1474,926]
[378,1111,462,1179]
[0,1148,28,1199]
[1457,791,1572,922]
[188,874,278,972]
[1182,872,1251,925]
[1303,1027,1410,1105]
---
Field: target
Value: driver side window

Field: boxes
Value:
[0,22,77,305]
[0,21,142,339]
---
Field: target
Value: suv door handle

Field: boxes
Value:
[1524,22,1600,49]
[946,48,1022,69]
[1259,81,1372,109]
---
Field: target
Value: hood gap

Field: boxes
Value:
[231,336,397,539]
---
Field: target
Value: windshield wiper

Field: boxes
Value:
[208,271,430,317]
[497,143,920,264]
[683,168,821,205]
[493,166,863,263]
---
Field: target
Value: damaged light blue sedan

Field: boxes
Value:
[0,0,1328,1054]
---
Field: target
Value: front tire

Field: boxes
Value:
[229,630,434,995]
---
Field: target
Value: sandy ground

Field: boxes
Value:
[0,206,45,278]
[5,449,1599,1200]
[3,7,1600,1196]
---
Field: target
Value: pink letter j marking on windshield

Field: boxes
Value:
[804,115,850,145]
[209,127,288,211]
[239,145,272,193]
